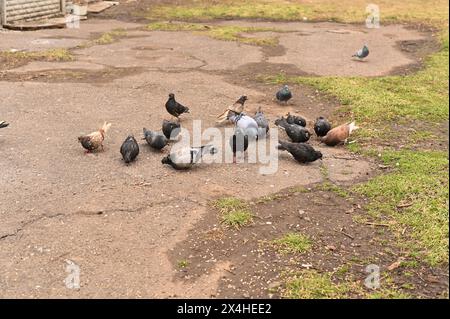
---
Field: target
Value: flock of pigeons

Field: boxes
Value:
[0,45,368,170]
[0,90,360,170]
[75,84,358,170]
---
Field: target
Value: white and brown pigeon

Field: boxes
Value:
[78,122,112,153]
[216,96,248,125]
[321,122,359,146]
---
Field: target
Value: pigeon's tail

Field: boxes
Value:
[200,144,218,156]
[0,121,9,129]
[256,106,263,114]
[161,155,173,166]
[101,122,112,134]
[124,153,133,164]
[348,121,359,134]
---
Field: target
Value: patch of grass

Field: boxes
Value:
[147,22,278,46]
[221,210,253,228]
[317,182,350,198]
[273,233,312,254]
[334,264,351,278]
[0,48,74,63]
[214,197,248,211]
[94,29,127,45]
[355,149,449,265]
[145,0,448,28]
[256,193,285,203]
[288,186,309,194]
[283,270,350,299]
[177,259,189,268]
[367,288,411,299]
[214,197,253,228]
[283,269,413,299]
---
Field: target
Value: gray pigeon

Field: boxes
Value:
[313,117,331,137]
[161,144,217,170]
[275,117,310,143]
[253,107,269,137]
[276,85,292,104]
[162,119,181,140]
[143,128,168,151]
[228,111,260,140]
[0,121,9,129]
[352,45,369,59]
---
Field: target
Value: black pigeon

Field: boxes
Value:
[162,119,181,140]
[0,121,9,129]
[254,107,269,136]
[276,85,292,104]
[278,141,322,164]
[229,128,249,164]
[313,116,331,137]
[161,144,217,170]
[275,117,310,143]
[165,93,190,119]
[120,135,140,164]
[143,128,168,151]
[286,113,306,127]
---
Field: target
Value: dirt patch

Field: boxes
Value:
[390,38,442,75]
[169,186,449,298]
[0,67,145,83]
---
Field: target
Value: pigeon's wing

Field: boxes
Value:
[170,148,194,167]
[216,109,231,124]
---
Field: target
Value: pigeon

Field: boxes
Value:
[352,44,369,59]
[229,128,249,164]
[78,122,112,153]
[278,141,322,164]
[120,135,140,164]
[276,85,292,104]
[286,113,306,127]
[143,128,168,151]
[253,107,270,137]
[162,119,181,140]
[313,116,332,137]
[321,122,359,146]
[0,121,9,129]
[161,144,217,170]
[165,93,190,119]
[275,117,310,143]
[228,111,262,140]
[216,95,248,124]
